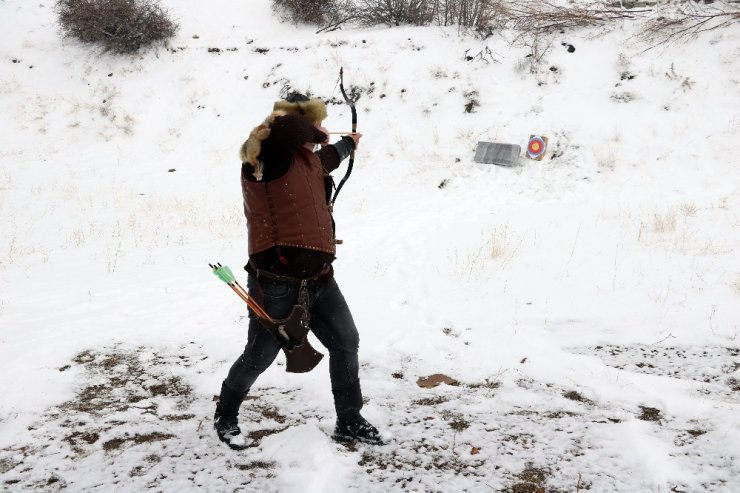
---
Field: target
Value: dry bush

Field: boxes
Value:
[272,0,355,31]
[514,34,551,74]
[486,0,738,44]
[355,0,508,30]
[503,0,739,46]
[273,0,330,24]
[273,0,738,39]
[55,0,177,54]
[641,1,740,48]
[357,0,435,26]
[506,0,645,38]
[431,0,510,32]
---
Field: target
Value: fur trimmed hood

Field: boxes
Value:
[240,98,327,181]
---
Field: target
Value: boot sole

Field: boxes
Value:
[218,434,249,450]
[332,433,386,446]
[215,421,249,450]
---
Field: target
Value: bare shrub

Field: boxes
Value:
[507,0,645,38]
[355,0,508,29]
[357,0,434,26]
[504,0,738,47]
[641,1,740,48]
[431,0,510,32]
[272,0,355,31]
[515,34,551,74]
[273,0,331,24]
[277,0,738,38]
[55,0,178,54]
[317,0,358,33]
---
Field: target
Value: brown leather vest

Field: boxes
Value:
[242,146,336,256]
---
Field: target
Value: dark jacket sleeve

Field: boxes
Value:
[317,136,355,174]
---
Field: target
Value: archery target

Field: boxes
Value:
[526,135,548,160]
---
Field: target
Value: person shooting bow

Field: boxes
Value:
[213,91,384,449]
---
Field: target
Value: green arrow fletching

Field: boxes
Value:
[212,264,236,284]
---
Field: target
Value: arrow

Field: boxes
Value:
[208,262,325,373]
[209,263,272,321]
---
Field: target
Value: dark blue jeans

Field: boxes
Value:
[223,274,363,421]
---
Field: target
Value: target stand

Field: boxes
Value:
[526,135,548,161]
[473,142,521,167]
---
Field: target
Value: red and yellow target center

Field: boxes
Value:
[529,142,541,152]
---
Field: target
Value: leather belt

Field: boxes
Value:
[245,261,333,285]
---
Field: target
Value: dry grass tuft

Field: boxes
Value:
[489,228,511,259]
[652,211,677,234]
[681,202,698,218]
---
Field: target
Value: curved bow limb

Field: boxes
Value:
[331,66,357,205]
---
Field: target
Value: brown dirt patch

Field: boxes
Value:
[235,461,275,471]
[563,390,593,405]
[413,396,449,406]
[512,464,549,492]
[103,432,175,452]
[417,374,459,388]
[248,427,289,443]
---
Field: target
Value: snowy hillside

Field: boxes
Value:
[1,0,739,491]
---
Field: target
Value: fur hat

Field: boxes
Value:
[273,92,328,125]
[240,93,327,181]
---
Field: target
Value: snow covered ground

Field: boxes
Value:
[1,0,738,491]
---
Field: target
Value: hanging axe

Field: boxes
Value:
[209,263,324,373]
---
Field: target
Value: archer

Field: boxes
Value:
[213,86,383,450]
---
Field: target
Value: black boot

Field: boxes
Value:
[214,382,248,450]
[333,416,386,445]
[331,382,384,444]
